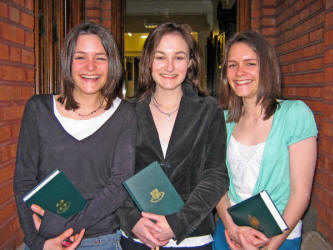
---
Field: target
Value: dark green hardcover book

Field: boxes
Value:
[227,190,289,238]
[123,161,184,215]
[23,169,86,219]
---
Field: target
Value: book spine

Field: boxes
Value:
[23,169,60,202]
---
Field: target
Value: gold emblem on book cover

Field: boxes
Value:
[56,199,71,214]
[248,214,260,229]
[150,188,165,203]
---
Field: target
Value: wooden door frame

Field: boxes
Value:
[34,0,85,94]
[237,0,251,32]
[111,0,125,57]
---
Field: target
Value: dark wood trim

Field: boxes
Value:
[111,0,125,57]
[34,0,85,94]
[237,0,251,32]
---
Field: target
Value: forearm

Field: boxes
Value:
[216,193,234,230]
[117,196,142,237]
[268,191,311,249]
[14,102,45,248]
[268,137,317,249]
[15,201,46,250]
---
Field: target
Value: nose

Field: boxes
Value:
[236,65,246,76]
[165,58,174,72]
[86,59,97,71]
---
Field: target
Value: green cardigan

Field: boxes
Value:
[225,100,317,213]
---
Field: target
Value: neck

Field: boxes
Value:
[153,87,183,109]
[242,97,264,120]
[73,92,104,109]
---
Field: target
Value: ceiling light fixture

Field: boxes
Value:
[144,23,158,29]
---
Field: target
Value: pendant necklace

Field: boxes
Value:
[152,95,179,121]
[74,98,104,117]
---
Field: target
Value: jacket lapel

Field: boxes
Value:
[137,97,164,160]
[166,85,202,160]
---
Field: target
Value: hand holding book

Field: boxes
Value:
[225,229,263,250]
[227,190,288,238]
[31,204,44,231]
[141,212,175,240]
[124,161,184,249]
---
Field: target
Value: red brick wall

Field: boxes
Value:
[86,0,102,25]
[85,0,112,33]
[252,0,333,246]
[0,0,35,249]
[320,0,333,244]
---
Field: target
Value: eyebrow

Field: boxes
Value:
[74,51,107,55]
[154,51,188,55]
[227,58,258,62]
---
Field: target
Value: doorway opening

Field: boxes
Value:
[124,0,238,98]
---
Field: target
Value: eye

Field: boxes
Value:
[176,56,186,61]
[154,55,164,60]
[247,62,257,67]
[96,57,107,61]
[228,63,236,69]
[73,56,85,60]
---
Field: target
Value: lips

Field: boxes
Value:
[235,79,252,85]
[81,75,99,79]
[160,73,177,78]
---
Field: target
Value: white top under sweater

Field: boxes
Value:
[228,135,301,239]
[53,96,121,140]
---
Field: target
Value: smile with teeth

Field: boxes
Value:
[235,79,252,85]
[160,73,177,78]
[81,75,99,79]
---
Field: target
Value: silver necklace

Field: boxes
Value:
[74,99,104,117]
[152,95,179,121]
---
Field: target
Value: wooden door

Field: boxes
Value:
[35,0,85,94]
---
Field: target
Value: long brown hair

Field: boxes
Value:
[136,22,205,100]
[219,31,281,122]
[58,22,123,110]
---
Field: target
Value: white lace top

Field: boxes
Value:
[228,135,265,201]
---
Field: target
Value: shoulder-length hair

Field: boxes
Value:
[58,22,122,110]
[219,31,281,122]
[137,22,205,100]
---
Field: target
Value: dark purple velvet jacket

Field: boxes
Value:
[118,82,229,244]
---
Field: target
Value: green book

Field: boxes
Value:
[123,161,184,215]
[227,190,289,238]
[23,169,86,219]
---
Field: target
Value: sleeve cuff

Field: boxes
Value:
[39,210,67,238]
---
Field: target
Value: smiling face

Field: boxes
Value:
[151,32,190,92]
[226,42,260,101]
[71,34,108,97]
